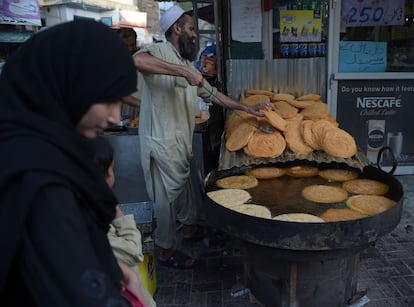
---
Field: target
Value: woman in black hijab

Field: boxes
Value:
[0,19,139,306]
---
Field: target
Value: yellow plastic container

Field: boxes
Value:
[137,252,157,296]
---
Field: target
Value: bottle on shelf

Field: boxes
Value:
[289,43,299,58]
[280,43,290,58]
[299,43,308,57]
[308,42,318,57]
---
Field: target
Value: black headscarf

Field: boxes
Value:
[0,19,137,292]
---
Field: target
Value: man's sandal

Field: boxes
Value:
[158,250,196,269]
[182,226,208,242]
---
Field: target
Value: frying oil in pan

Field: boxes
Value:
[246,176,353,217]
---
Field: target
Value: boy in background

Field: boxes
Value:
[89,136,156,307]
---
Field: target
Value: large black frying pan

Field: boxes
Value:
[203,160,403,254]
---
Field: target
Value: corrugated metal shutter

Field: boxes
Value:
[226,58,327,101]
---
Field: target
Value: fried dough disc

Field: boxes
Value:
[317,112,340,123]
[273,213,324,223]
[300,120,320,150]
[243,145,253,156]
[297,93,321,101]
[324,113,339,126]
[234,109,255,119]
[318,169,359,182]
[284,120,313,154]
[300,102,329,120]
[286,165,319,177]
[302,185,349,203]
[322,128,357,158]
[246,167,286,179]
[232,204,272,219]
[346,195,396,215]
[313,118,336,128]
[285,113,304,123]
[273,100,299,119]
[319,208,367,222]
[260,108,287,131]
[225,119,256,152]
[225,110,257,136]
[246,89,274,97]
[240,94,270,106]
[246,130,286,158]
[311,119,337,148]
[225,113,244,137]
[342,179,389,195]
[286,99,318,109]
[207,189,251,208]
[215,175,259,189]
[272,93,295,101]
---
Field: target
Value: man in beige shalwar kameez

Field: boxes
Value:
[134,5,270,269]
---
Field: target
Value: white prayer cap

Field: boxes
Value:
[160,5,185,32]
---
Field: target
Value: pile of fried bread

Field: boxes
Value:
[207,165,396,223]
[225,90,357,159]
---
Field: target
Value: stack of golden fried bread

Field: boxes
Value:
[225,90,357,159]
[209,90,395,223]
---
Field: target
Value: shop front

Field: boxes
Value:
[329,0,414,175]
[195,1,408,305]
[204,0,413,175]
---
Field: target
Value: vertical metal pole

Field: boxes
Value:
[213,0,222,84]
[192,0,200,51]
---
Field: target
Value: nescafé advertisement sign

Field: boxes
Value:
[336,79,414,174]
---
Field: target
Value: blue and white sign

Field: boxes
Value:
[339,41,387,72]
[341,0,405,27]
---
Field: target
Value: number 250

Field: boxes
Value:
[348,6,384,23]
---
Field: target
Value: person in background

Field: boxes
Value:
[117,27,139,54]
[0,19,142,306]
[133,5,271,269]
[89,136,156,307]
[117,27,143,121]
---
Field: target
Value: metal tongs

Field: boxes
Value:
[201,83,276,134]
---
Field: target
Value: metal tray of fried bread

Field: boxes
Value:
[218,133,370,171]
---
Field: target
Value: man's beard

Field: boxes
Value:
[178,32,198,62]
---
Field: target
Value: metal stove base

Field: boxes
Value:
[243,243,360,307]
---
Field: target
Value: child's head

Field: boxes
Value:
[89,136,115,188]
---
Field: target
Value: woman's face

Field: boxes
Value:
[76,102,122,138]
